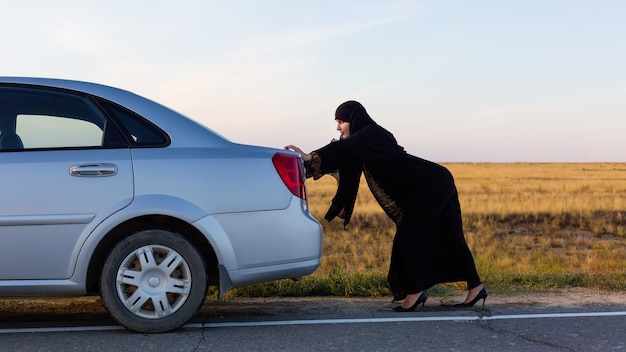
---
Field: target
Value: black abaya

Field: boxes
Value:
[306,101,482,301]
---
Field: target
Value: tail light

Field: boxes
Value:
[272,152,306,199]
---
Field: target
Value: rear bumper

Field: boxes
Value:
[194,198,323,297]
[218,258,320,298]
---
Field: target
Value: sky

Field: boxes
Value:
[2,0,625,162]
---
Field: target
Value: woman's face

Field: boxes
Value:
[336,119,351,139]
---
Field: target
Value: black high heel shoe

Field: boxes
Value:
[453,287,488,308]
[393,291,428,312]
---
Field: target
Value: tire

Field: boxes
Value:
[100,229,208,333]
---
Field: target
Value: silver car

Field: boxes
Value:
[0,77,322,333]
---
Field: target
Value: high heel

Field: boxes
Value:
[393,292,427,312]
[454,288,488,308]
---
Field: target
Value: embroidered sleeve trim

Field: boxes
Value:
[308,152,323,180]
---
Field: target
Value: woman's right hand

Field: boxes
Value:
[284,145,312,161]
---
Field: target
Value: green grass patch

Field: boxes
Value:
[213,270,626,299]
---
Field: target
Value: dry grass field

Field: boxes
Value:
[292,162,626,296]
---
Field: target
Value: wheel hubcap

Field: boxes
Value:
[148,276,160,287]
[115,245,192,319]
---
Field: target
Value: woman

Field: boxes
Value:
[286,101,487,311]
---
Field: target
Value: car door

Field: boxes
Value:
[0,86,133,280]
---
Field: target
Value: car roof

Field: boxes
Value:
[0,77,232,148]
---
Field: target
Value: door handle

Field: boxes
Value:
[69,163,118,177]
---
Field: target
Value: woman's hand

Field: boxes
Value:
[284,145,312,161]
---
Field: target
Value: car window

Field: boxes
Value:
[96,98,169,147]
[17,114,103,148]
[0,87,112,150]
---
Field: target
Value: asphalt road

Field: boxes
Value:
[0,290,625,351]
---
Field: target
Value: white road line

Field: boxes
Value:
[0,325,125,334]
[1,311,626,334]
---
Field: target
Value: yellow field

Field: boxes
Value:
[306,163,626,286]
[448,163,626,215]
[309,163,626,216]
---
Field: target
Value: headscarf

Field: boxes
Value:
[334,100,376,135]
[323,101,377,228]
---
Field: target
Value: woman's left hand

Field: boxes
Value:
[284,145,312,161]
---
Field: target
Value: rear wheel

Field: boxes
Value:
[100,229,207,333]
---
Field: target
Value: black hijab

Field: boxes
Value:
[324,101,377,228]
[324,101,408,227]
[334,100,376,135]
